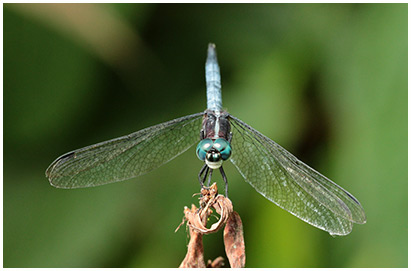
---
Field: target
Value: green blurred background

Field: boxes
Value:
[4,3,407,268]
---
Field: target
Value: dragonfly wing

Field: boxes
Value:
[229,115,366,236]
[46,112,204,188]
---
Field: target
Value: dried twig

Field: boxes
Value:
[177,183,246,268]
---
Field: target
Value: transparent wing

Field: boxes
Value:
[46,112,204,188]
[229,115,366,236]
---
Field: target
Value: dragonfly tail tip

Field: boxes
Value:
[207,43,217,60]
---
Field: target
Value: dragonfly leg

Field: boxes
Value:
[219,166,228,197]
[207,169,213,186]
[202,167,210,187]
[198,164,209,188]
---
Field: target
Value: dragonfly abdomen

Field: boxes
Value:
[206,43,222,111]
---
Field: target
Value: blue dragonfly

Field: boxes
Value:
[46,44,366,236]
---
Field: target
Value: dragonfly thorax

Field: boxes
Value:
[196,138,232,169]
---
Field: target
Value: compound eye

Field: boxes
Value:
[213,138,232,160]
[196,138,213,161]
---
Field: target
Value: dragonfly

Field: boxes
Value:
[46,43,366,236]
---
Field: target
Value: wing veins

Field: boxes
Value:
[229,115,364,234]
[46,112,204,188]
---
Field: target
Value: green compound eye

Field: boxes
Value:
[213,138,232,160]
[196,138,213,161]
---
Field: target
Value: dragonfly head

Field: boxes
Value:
[196,138,231,169]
